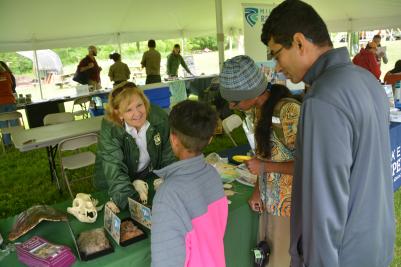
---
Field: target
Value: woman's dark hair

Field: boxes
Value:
[255,84,295,158]
[390,60,401,74]
[109,52,121,62]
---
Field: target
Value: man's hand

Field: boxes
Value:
[87,62,94,69]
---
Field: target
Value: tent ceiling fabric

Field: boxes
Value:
[1,0,401,52]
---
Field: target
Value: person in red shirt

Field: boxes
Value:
[352,42,381,80]
[0,64,17,146]
[77,45,102,90]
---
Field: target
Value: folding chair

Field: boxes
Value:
[222,114,243,146]
[43,112,75,126]
[43,112,75,191]
[0,111,25,153]
[58,133,98,198]
[72,96,92,119]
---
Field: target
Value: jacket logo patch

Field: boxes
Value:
[154,133,161,146]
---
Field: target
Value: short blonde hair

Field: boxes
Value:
[105,82,150,126]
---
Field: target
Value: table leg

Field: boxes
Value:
[46,146,61,192]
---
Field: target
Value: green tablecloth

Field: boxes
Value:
[0,183,258,267]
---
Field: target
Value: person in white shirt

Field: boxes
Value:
[94,82,176,209]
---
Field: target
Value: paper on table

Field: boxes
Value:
[376,46,386,55]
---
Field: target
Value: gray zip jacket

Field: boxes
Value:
[290,47,395,267]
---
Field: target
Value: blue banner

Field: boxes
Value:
[390,122,401,192]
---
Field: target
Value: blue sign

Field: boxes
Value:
[244,8,258,27]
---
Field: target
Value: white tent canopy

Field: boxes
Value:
[1,0,401,52]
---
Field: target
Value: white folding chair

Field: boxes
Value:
[0,111,25,153]
[43,112,75,126]
[43,112,75,191]
[222,114,243,146]
[58,133,98,198]
[72,96,92,119]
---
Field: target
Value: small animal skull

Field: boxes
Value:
[153,178,164,191]
[67,193,98,223]
[132,180,149,204]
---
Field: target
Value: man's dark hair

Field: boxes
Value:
[174,44,180,49]
[148,39,156,48]
[373,34,381,40]
[261,0,332,49]
[169,100,217,153]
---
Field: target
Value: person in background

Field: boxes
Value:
[95,82,175,210]
[219,55,301,267]
[108,52,130,87]
[352,41,381,80]
[373,34,388,67]
[262,1,395,267]
[166,44,192,77]
[151,100,227,267]
[0,64,17,146]
[384,60,401,86]
[0,61,16,93]
[77,45,102,90]
[141,40,161,84]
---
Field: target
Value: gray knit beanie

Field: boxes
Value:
[219,55,267,102]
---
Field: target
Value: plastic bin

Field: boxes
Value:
[143,87,171,109]
[89,107,105,117]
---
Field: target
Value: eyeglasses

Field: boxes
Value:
[269,46,284,61]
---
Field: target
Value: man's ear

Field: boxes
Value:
[293,32,308,53]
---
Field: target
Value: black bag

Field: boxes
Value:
[72,69,89,85]
[252,240,270,267]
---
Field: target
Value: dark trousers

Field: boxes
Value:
[146,75,161,84]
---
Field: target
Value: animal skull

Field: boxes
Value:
[132,180,149,204]
[67,193,98,223]
[153,178,164,191]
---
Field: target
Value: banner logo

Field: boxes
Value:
[245,8,258,27]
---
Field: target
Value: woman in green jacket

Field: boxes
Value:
[95,82,175,209]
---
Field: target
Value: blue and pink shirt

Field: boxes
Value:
[152,155,228,267]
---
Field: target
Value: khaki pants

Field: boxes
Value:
[88,80,101,90]
[258,213,291,267]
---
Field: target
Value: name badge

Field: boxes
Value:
[154,133,161,146]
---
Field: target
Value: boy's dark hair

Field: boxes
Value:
[169,100,217,153]
[148,39,156,48]
[261,0,332,49]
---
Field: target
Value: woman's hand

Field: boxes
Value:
[248,187,263,213]
[245,158,262,175]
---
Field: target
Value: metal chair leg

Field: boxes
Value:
[62,168,74,199]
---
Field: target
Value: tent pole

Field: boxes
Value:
[215,0,224,72]
[117,33,122,55]
[33,50,44,100]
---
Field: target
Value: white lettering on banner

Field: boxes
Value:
[391,145,401,178]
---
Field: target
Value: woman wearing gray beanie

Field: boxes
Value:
[219,55,301,267]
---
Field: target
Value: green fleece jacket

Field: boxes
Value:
[166,53,191,76]
[94,104,176,209]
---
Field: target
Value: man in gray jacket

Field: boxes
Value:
[261,1,395,267]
